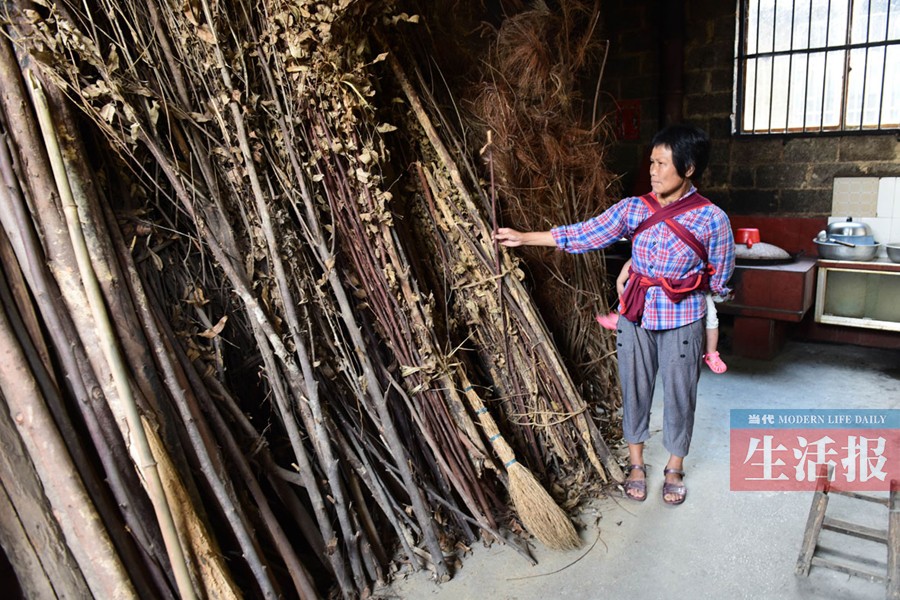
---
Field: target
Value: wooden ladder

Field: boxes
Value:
[795,466,900,599]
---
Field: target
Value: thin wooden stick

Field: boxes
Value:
[106,201,279,599]
[0,282,137,599]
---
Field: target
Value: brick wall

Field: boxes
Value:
[601,0,900,216]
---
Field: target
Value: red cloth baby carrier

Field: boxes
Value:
[619,192,716,323]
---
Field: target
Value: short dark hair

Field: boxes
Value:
[650,124,710,181]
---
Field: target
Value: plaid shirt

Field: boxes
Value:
[551,188,735,330]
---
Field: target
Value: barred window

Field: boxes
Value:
[735,0,900,134]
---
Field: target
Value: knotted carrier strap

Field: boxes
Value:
[619,192,716,323]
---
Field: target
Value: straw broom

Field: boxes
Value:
[458,371,580,550]
[474,131,579,550]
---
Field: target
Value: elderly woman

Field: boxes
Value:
[494,124,735,505]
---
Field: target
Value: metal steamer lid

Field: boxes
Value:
[825,217,872,237]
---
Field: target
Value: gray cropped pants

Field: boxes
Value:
[616,317,705,458]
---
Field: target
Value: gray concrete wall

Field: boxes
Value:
[600,0,900,216]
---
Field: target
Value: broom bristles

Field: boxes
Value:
[459,375,579,550]
[507,462,581,550]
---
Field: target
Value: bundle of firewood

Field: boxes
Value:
[0,1,621,597]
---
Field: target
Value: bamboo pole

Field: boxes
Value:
[0,220,172,599]
[25,69,198,600]
[0,36,188,594]
[0,127,177,597]
[0,4,631,597]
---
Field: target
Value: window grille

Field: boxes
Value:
[735,0,900,134]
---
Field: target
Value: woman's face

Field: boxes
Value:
[649,144,693,203]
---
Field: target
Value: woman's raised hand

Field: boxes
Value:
[493,227,525,247]
[492,228,555,247]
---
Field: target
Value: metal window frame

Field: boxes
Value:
[734,0,900,137]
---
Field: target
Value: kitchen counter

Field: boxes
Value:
[720,256,817,321]
[718,256,818,359]
[816,256,900,273]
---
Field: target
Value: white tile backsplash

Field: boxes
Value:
[858,217,891,256]
[890,219,900,246]
[877,177,896,218]
[832,176,879,217]
[832,177,900,259]
[895,178,900,216]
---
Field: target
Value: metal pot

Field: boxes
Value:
[813,239,880,261]
[887,243,900,263]
[825,217,872,237]
[815,219,878,259]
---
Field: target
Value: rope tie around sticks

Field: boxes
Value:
[460,375,580,550]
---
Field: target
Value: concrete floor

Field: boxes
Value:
[379,340,900,600]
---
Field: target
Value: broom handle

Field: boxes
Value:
[484,132,514,383]
[458,371,517,467]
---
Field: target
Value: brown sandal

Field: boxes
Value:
[624,464,647,502]
[662,468,687,505]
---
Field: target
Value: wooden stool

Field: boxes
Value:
[795,465,900,599]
